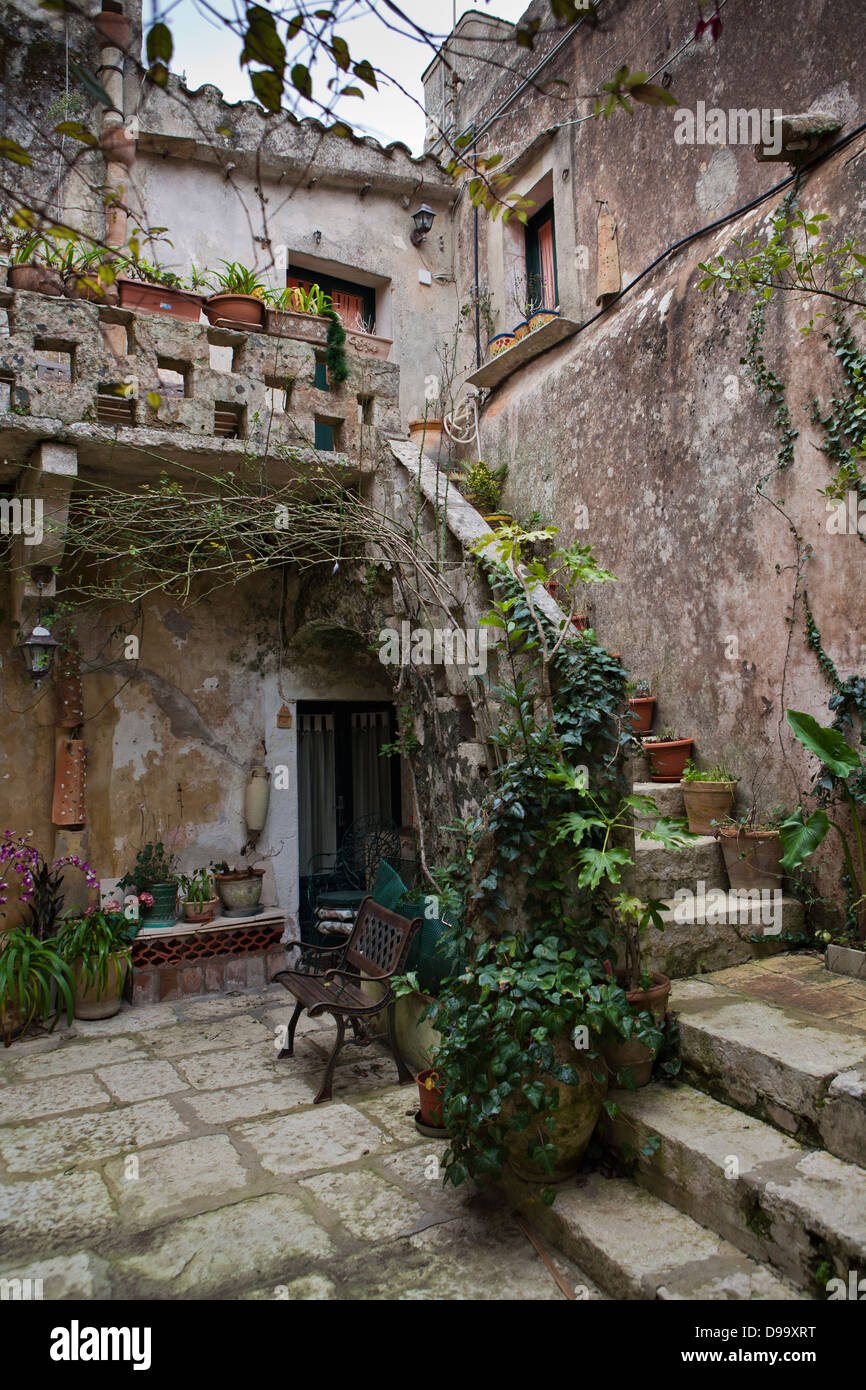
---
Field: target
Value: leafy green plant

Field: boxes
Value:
[681,758,738,783]
[21,856,66,940]
[56,909,132,997]
[780,709,865,941]
[179,867,214,905]
[0,928,75,1045]
[207,261,269,297]
[453,459,507,511]
[121,840,179,891]
[269,282,332,315]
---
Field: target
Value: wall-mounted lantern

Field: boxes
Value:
[18,566,60,687]
[410,204,436,245]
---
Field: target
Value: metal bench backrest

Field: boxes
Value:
[345,896,421,980]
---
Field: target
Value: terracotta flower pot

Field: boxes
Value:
[183,897,219,924]
[65,271,114,303]
[416,1068,445,1128]
[203,293,266,330]
[488,332,515,358]
[73,955,127,1020]
[407,418,446,455]
[572,614,590,632]
[94,10,133,48]
[681,780,736,835]
[8,264,64,295]
[646,737,694,782]
[502,1035,607,1182]
[629,696,655,733]
[603,971,670,1088]
[118,277,203,321]
[718,827,783,891]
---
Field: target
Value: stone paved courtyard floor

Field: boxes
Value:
[0,985,593,1300]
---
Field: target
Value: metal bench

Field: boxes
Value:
[271,896,422,1103]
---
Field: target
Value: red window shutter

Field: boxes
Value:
[538,220,557,309]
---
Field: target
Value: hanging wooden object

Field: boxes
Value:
[52,736,86,826]
[596,203,621,304]
[56,646,83,729]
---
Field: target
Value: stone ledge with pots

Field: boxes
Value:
[466,315,580,391]
[130,909,288,1005]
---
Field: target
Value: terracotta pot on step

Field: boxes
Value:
[416,1068,445,1128]
[203,293,266,330]
[646,737,693,782]
[681,780,736,835]
[629,696,655,733]
[72,955,128,1020]
[602,971,670,1088]
[9,264,64,295]
[717,827,783,891]
[183,897,219,924]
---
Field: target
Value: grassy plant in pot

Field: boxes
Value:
[56,907,132,1020]
[204,261,268,329]
[179,868,219,923]
[628,678,656,734]
[680,758,738,835]
[0,928,75,1045]
[715,807,785,891]
[453,459,510,526]
[645,727,694,782]
[121,841,179,928]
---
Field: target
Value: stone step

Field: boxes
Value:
[633,834,725,899]
[632,780,685,829]
[604,1082,866,1292]
[641,892,799,977]
[673,976,866,1167]
[504,1170,804,1300]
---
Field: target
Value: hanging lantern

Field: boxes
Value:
[20,624,60,686]
[410,204,435,245]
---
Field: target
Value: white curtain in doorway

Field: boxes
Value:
[298,713,337,869]
[351,711,393,823]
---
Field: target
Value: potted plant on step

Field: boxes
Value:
[56,906,133,1020]
[213,854,266,917]
[715,807,785,891]
[179,868,219,924]
[680,758,738,834]
[4,230,65,295]
[204,261,268,328]
[453,459,510,526]
[628,678,656,734]
[644,727,694,782]
[121,841,179,928]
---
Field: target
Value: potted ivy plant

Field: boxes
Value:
[203,261,268,329]
[120,841,179,928]
[179,868,219,924]
[56,906,132,1020]
[680,758,738,835]
[644,727,694,781]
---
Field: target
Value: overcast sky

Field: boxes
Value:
[162,0,531,153]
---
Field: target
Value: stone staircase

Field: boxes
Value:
[630,780,802,978]
[508,957,866,1300]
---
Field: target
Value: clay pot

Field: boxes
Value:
[416,1068,445,1128]
[94,10,133,49]
[203,293,266,330]
[603,971,670,1088]
[681,780,736,835]
[488,332,515,358]
[646,737,694,782]
[407,418,446,455]
[215,869,264,915]
[8,264,64,295]
[502,1035,607,1182]
[718,827,783,891]
[65,271,113,302]
[72,955,127,1020]
[572,614,590,632]
[183,897,219,924]
[629,696,655,734]
[118,277,203,321]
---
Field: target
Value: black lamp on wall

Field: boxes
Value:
[410,204,435,245]
[18,566,60,687]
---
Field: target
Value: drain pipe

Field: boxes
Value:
[95,7,135,348]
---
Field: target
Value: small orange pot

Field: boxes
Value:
[416,1068,445,1129]
[629,696,656,734]
[204,293,266,330]
[646,737,693,782]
